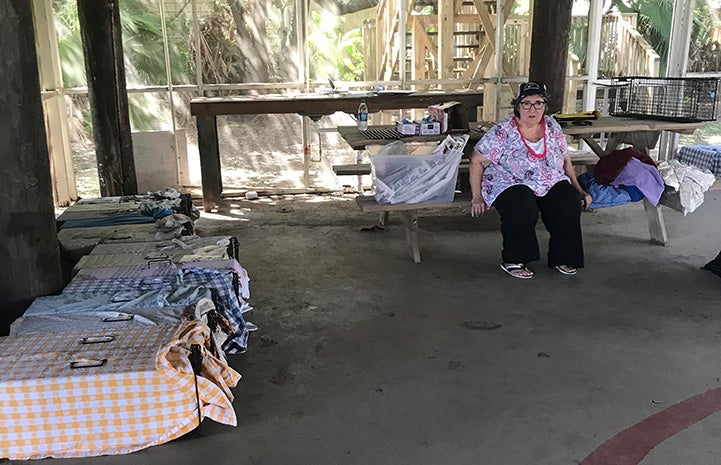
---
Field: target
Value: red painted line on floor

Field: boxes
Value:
[580,387,721,465]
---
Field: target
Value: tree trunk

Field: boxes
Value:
[529,0,573,114]
[0,1,64,335]
[227,0,270,83]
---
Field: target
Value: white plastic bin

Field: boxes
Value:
[368,135,468,205]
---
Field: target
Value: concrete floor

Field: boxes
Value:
[11,190,721,465]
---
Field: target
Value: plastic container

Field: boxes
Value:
[368,135,468,205]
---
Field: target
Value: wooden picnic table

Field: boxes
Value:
[563,116,704,246]
[342,117,707,261]
[336,125,488,152]
[338,116,703,154]
[561,116,703,158]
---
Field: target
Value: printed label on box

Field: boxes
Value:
[396,122,418,135]
[419,122,440,135]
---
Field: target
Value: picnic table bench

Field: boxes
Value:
[334,152,600,178]
[355,195,472,263]
[352,152,601,263]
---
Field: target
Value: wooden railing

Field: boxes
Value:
[564,52,582,113]
[599,13,660,77]
[365,10,661,84]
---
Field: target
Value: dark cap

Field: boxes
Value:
[517,81,548,101]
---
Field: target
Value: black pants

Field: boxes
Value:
[492,182,584,268]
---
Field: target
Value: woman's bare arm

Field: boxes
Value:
[469,150,491,216]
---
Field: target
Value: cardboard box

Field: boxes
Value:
[418,122,440,135]
[428,101,469,133]
[396,121,418,135]
[395,121,441,135]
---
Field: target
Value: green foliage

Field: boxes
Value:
[53,0,85,88]
[337,28,365,80]
[689,1,721,72]
[118,0,192,86]
[608,0,720,74]
[608,0,671,73]
[307,9,364,82]
[512,0,530,16]
[54,0,192,88]
[569,20,589,71]
[637,0,672,66]
[53,0,193,131]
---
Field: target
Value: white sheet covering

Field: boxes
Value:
[659,159,717,215]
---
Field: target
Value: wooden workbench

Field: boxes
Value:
[189,90,484,211]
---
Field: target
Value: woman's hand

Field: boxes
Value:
[581,191,592,209]
[471,197,487,217]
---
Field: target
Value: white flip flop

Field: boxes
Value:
[501,263,534,279]
[555,265,577,275]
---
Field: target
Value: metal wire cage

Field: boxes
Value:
[608,77,719,122]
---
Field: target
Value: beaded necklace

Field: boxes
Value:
[513,117,547,159]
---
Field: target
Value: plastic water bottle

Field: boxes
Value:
[357,99,368,131]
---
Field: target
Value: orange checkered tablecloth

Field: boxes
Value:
[0,321,240,460]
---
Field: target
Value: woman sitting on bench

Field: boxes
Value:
[468,81,593,279]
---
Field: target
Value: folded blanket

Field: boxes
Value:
[594,147,657,185]
[612,157,664,206]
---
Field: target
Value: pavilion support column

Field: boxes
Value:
[528,0,573,114]
[658,0,696,162]
[77,0,137,196]
[0,1,64,335]
[437,0,455,86]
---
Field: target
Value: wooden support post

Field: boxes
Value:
[583,0,603,112]
[411,18,429,85]
[0,1,64,335]
[196,115,223,212]
[643,199,669,246]
[398,210,421,263]
[77,0,137,196]
[437,0,455,85]
[379,211,390,226]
